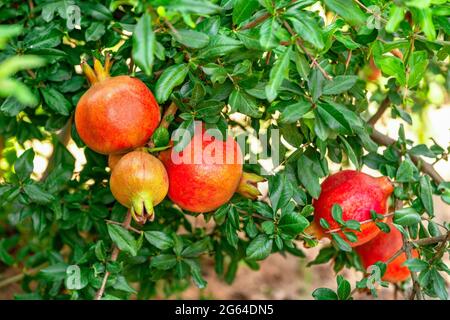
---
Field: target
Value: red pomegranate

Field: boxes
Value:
[110,151,169,224]
[160,123,243,213]
[313,170,394,247]
[75,57,160,155]
[356,223,418,283]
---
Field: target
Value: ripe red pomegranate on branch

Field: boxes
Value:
[312,170,394,247]
[75,56,161,155]
[160,124,245,213]
[356,222,418,283]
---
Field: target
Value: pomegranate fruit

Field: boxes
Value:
[110,151,169,224]
[108,153,124,171]
[312,170,394,247]
[75,56,160,155]
[356,223,418,283]
[160,124,243,213]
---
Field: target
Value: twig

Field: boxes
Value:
[395,197,423,300]
[0,263,47,289]
[430,231,450,263]
[105,220,142,235]
[27,0,34,18]
[370,128,445,185]
[282,20,332,80]
[368,98,390,126]
[325,212,395,234]
[159,102,178,130]
[385,247,405,265]
[94,210,132,300]
[413,232,450,246]
[240,12,271,30]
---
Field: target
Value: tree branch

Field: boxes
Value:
[0,263,47,289]
[370,128,445,185]
[368,98,390,126]
[94,210,132,300]
[413,232,450,246]
[241,12,271,30]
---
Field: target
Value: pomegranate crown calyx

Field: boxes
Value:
[81,53,113,85]
[236,172,265,200]
[131,195,154,225]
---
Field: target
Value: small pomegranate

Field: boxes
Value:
[108,153,124,171]
[75,56,160,155]
[160,123,243,213]
[312,170,394,247]
[356,223,418,283]
[110,151,169,224]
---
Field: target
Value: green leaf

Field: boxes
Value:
[85,22,105,42]
[269,174,293,214]
[0,79,39,106]
[0,240,14,266]
[23,184,54,204]
[386,5,405,33]
[132,13,155,76]
[173,29,210,49]
[403,258,429,272]
[297,154,322,199]
[151,254,177,270]
[226,219,239,249]
[279,100,312,124]
[288,15,324,50]
[374,56,406,85]
[199,35,242,58]
[144,231,174,250]
[407,51,428,88]
[229,89,261,118]
[265,46,291,102]
[185,259,207,288]
[40,263,68,281]
[155,64,189,103]
[113,275,137,294]
[312,288,338,300]
[107,224,139,256]
[419,175,434,216]
[15,149,35,180]
[430,268,448,300]
[331,204,344,225]
[393,207,421,226]
[259,18,279,50]
[40,87,71,116]
[261,221,275,234]
[278,211,309,236]
[322,0,367,26]
[322,75,358,95]
[0,55,45,78]
[340,136,360,169]
[396,158,416,182]
[308,67,325,102]
[316,103,352,134]
[416,8,436,41]
[331,233,352,252]
[233,0,259,25]
[337,276,351,300]
[182,238,210,258]
[0,97,28,117]
[165,0,222,15]
[246,234,273,260]
[173,117,195,152]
